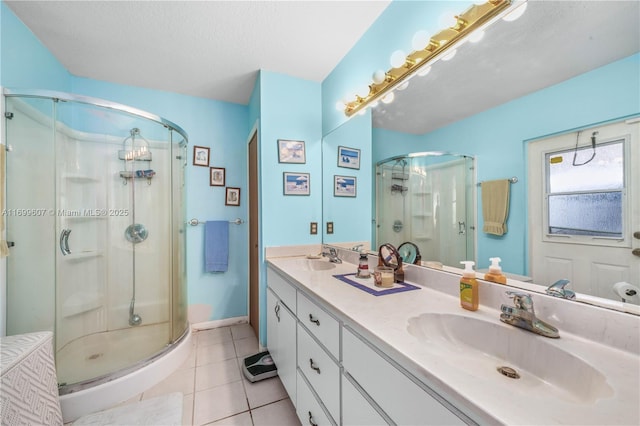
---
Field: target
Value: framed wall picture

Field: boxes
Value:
[278,139,306,164]
[225,187,241,206]
[334,175,357,197]
[210,167,225,186]
[283,172,310,196]
[337,146,361,169]
[193,145,210,167]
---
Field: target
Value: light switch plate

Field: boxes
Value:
[310,222,318,235]
[327,222,334,234]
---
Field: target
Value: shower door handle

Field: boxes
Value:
[59,229,71,255]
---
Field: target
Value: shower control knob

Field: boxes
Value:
[632,248,640,257]
[634,231,640,239]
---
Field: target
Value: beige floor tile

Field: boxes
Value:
[197,340,237,366]
[182,392,194,426]
[193,381,249,426]
[251,399,300,426]
[142,366,195,399]
[242,376,288,410]
[233,336,260,360]
[195,358,242,392]
[209,411,254,426]
[230,323,256,341]
[196,327,233,347]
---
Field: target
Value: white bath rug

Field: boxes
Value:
[72,392,183,426]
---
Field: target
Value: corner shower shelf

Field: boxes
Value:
[392,172,409,181]
[62,174,99,183]
[119,171,154,184]
[62,292,104,318]
[118,150,152,161]
[64,250,104,261]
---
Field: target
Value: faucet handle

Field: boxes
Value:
[546,279,576,300]
[505,291,534,311]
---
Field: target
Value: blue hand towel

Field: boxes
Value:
[205,221,229,272]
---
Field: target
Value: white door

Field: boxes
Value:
[528,119,640,304]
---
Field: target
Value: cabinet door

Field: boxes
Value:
[267,289,297,404]
[342,374,388,426]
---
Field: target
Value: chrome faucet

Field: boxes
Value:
[500,291,559,338]
[351,244,364,252]
[322,246,342,264]
[545,279,576,300]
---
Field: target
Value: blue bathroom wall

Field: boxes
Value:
[257,70,322,344]
[373,53,640,274]
[322,1,473,135]
[0,2,71,91]
[72,77,251,322]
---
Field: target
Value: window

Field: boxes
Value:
[545,140,624,238]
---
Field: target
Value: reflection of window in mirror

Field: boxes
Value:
[545,140,624,238]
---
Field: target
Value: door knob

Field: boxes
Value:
[634,231,640,239]
[633,248,640,257]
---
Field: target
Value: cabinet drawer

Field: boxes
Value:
[342,374,388,426]
[297,291,340,358]
[343,328,464,425]
[297,370,335,426]
[297,324,340,423]
[267,267,296,312]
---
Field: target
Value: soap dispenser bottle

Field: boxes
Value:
[460,261,479,311]
[484,257,507,284]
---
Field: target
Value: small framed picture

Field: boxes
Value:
[193,146,210,167]
[337,146,361,169]
[225,187,241,206]
[283,172,310,196]
[210,167,225,186]
[334,175,357,197]
[278,139,306,164]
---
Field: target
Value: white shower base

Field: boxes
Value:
[58,325,191,423]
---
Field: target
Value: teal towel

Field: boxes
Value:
[205,221,228,272]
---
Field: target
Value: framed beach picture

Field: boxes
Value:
[283,172,310,196]
[337,146,361,169]
[210,167,225,186]
[278,139,306,164]
[193,146,210,167]
[225,187,241,206]
[334,175,357,197]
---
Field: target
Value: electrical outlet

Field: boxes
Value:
[310,222,318,235]
[326,222,334,234]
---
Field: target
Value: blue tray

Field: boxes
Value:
[333,273,421,296]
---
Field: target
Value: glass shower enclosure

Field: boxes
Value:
[3,90,188,392]
[376,153,475,267]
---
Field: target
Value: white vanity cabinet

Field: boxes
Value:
[342,327,466,426]
[266,270,297,404]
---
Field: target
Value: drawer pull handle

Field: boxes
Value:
[274,303,281,322]
[308,411,318,426]
[308,314,320,326]
[309,358,321,374]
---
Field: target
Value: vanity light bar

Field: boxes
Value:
[344,0,515,117]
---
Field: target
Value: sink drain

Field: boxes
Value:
[497,366,520,379]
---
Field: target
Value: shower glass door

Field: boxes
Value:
[5,93,184,389]
[375,153,475,267]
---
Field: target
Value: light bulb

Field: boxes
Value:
[412,30,431,51]
[396,81,410,91]
[469,29,485,43]
[370,100,379,108]
[438,11,457,29]
[358,109,367,116]
[357,84,370,99]
[417,66,432,77]
[372,70,386,84]
[390,50,407,68]
[441,49,457,61]
[502,1,528,22]
[381,92,395,104]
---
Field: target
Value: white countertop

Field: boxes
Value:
[267,253,640,425]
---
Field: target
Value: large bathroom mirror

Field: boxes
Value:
[321,0,639,313]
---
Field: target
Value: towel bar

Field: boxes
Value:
[477,176,518,186]
[188,218,244,226]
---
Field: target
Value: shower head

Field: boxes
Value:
[128,298,142,326]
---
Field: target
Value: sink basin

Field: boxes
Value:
[281,258,336,271]
[407,313,612,403]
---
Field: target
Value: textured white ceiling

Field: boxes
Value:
[6,0,391,105]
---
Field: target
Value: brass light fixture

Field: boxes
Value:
[344,0,523,117]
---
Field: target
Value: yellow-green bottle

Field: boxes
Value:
[460,261,478,311]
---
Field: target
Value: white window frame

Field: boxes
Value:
[541,134,631,248]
